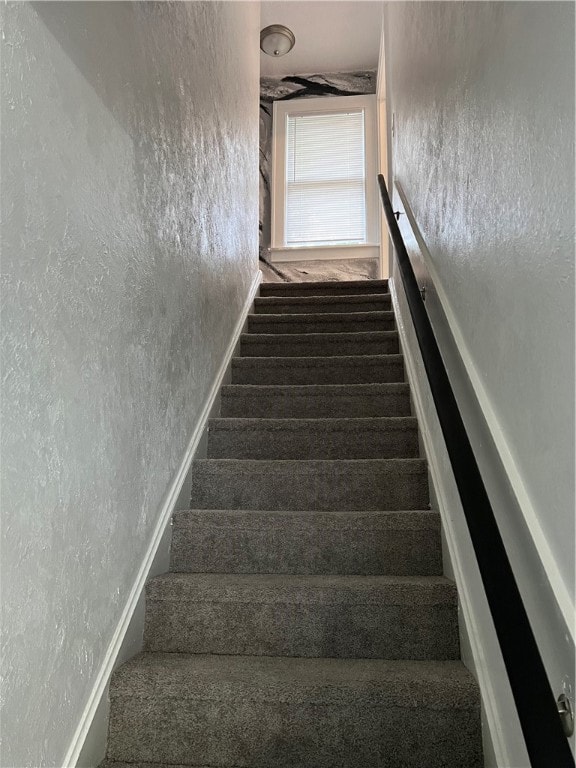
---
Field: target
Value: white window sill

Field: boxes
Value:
[269,244,380,263]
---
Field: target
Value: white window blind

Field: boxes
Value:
[285,110,367,247]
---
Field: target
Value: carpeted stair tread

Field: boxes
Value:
[254,293,392,314]
[100,763,205,768]
[254,293,392,315]
[110,652,478,705]
[143,573,459,659]
[248,310,396,334]
[100,764,236,768]
[207,417,419,459]
[146,573,456,604]
[259,278,389,296]
[189,458,428,511]
[240,330,399,357]
[100,763,208,768]
[231,354,405,385]
[170,509,443,575]
[221,382,411,418]
[106,654,481,767]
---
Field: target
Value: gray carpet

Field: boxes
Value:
[102,279,482,767]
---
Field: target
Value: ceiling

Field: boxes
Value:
[260,1,383,79]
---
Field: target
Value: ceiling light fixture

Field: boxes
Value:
[260,24,295,57]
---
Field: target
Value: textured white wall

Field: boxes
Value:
[386,2,574,604]
[0,3,259,766]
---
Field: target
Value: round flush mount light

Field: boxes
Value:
[260,24,295,57]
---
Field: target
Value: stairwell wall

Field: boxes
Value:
[0,3,259,767]
[385,0,575,758]
[385,0,574,609]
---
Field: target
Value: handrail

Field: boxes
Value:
[378,173,574,768]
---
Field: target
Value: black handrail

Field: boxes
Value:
[378,173,574,768]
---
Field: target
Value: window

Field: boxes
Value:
[271,95,379,262]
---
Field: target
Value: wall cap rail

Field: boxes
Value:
[378,173,574,768]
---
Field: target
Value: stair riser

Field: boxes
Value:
[170,513,443,575]
[207,424,419,459]
[231,357,405,385]
[247,316,396,334]
[144,600,459,659]
[189,460,428,512]
[221,391,411,418]
[254,297,392,314]
[107,699,481,767]
[240,335,399,357]
[260,279,388,297]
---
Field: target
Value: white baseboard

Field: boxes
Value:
[270,245,379,263]
[65,269,262,768]
[389,175,575,763]
[390,275,528,767]
[391,185,575,753]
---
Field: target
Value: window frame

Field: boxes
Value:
[271,94,379,263]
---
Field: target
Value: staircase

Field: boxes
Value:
[102,279,482,768]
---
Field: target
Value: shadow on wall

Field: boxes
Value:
[259,70,376,279]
